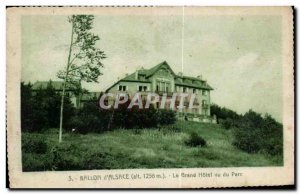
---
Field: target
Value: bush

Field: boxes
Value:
[232,111,283,156]
[21,82,76,132]
[22,153,52,171]
[83,152,119,170]
[65,102,111,134]
[65,101,177,134]
[156,109,176,125]
[210,104,241,123]
[185,132,206,147]
[220,118,234,130]
[50,143,88,171]
[22,137,48,154]
[232,128,262,153]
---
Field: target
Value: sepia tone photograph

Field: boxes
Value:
[7,6,294,188]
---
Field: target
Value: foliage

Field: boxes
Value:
[22,136,48,154]
[57,15,106,84]
[65,100,176,134]
[185,132,207,147]
[56,15,106,142]
[210,104,241,124]
[220,118,234,130]
[65,102,110,133]
[211,103,283,156]
[22,121,282,171]
[21,82,76,132]
[156,109,177,125]
[232,110,283,156]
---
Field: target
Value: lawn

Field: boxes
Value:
[22,121,283,171]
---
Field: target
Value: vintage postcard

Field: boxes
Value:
[7,6,294,188]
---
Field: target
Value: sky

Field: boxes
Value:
[21,12,283,121]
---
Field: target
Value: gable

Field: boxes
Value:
[145,61,176,78]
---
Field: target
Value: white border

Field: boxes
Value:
[2,0,298,193]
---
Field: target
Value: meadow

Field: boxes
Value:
[22,121,282,171]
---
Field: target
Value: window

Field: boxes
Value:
[202,100,207,105]
[202,90,207,96]
[139,86,148,92]
[139,75,145,81]
[193,88,196,94]
[119,85,127,91]
[165,83,170,92]
[156,85,159,92]
[183,87,187,92]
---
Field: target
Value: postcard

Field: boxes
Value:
[7,6,294,188]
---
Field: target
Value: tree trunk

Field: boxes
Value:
[58,20,74,142]
[59,81,67,142]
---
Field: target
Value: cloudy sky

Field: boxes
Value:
[21,11,283,121]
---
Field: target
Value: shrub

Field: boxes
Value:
[185,132,206,147]
[22,137,48,154]
[65,100,177,133]
[50,143,87,171]
[65,102,111,134]
[220,118,234,130]
[83,152,118,170]
[232,111,283,156]
[21,82,76,132]
[22,153,52,171]
[64,116,87,134]
[232,128,262,153]
[210,104,241,123]
[156,109,176,125]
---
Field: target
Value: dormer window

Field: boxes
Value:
[139,75,146,81]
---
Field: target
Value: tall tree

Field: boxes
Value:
[57,15,106,142]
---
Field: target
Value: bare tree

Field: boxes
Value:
[57,15,106,142]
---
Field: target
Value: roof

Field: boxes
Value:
[145,61,176,77]
[81,92,101,101]
[106,61,213,92]
[175,75,213,90]
[32,81,80,91]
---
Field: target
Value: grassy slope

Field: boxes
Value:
[22,121,282,171]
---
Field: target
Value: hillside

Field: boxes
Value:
[22,121,282,171]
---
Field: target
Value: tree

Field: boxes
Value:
[57,15,106,142]
[21,82,76,132]
[21,82,34,130]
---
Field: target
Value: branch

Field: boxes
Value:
[68,51,85,67]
